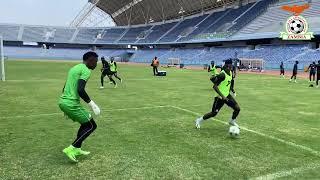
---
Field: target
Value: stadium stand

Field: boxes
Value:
[130,49,171,63]
[158,14,209,42]
[178,10,227,42]
[129,44,316,69]
[22,26,48,42]
[138,22,178,43]
[0,24,19,41]
[74,28,104,44]
[297,48,320,63]
[52,28,76,43]
[203,3,253,34]
[4,46,127,60]
[118,26,153,43]
[95,28,127,43]
[226,0,278,33]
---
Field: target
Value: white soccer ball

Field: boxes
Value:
[289,20,304,34]
[229,126,240,137]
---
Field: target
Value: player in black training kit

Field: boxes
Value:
[316,60,320,88]
[280,62,285,78]
[307,62,316,86]
[290,61,299,83]
[100,57,112,89]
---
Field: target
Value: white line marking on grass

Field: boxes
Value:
[124,78,154,81]
[7,79,64,82]
[7,78,159,82]
[252,163,320,180]
[298,111,317,116]
[0,112,62,119]
[0,105,170,119]
[170,105,320,157]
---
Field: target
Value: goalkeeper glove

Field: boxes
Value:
[88,100,101,115]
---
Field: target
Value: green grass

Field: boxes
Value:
[1,60,320,179]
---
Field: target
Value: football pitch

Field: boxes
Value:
[1,60,320,179]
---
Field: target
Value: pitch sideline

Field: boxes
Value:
[251,163,320,180]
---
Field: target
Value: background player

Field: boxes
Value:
[280,62,285,78]
[109,57,122,88]
[307,62,316,85]
[59,52,101,162]
[100,57,111,89]
[208,61,218,77]
[316,60,320,88]
[195,59,240,129]
[289,61,299,83]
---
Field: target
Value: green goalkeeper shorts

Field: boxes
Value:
[58,101,91,124]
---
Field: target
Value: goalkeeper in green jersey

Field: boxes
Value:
[59,51,101,162]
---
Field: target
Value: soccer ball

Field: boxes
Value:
[289,20,304,34]
[229,126,240,137]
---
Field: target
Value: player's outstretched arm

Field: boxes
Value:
[78,79,101,115]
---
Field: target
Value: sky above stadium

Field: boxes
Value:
[0,0,87,26]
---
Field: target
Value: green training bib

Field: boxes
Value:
[210,65,217,76]
[110,61,116,72]
[217,70,232,97]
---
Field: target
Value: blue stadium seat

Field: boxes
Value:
[138,22,178,43]
[158,15,208,43]
[118,26,152,43]
[74,28,104,43]
[0,25,20,41]
[96,28,127,43]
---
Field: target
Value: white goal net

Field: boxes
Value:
[168,58,181,67]
[0,36,5,81]
[239,58,265,72]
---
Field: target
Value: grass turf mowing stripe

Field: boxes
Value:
[3,103,319,157]
[170,105,320,158]
[251,163,320,180]
[0,105,170,119]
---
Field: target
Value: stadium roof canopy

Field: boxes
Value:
[90,0,240,26]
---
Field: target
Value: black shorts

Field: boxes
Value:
[292,71,297,76]
[102,69,112,76]
[210,75,216,82]
[280,69,284,74]
[212,94,238,113]
[310,71,316,75]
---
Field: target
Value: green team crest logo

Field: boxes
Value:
[280,15,314,40]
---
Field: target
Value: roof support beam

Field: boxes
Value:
[111,0,143,18]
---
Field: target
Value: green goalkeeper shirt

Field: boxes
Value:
[60,64,91,103]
